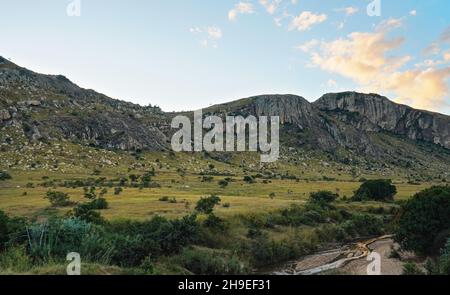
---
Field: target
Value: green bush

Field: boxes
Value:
[218,179,228,188]
[402,263,426,275]
[0,246,32,273]
[26,218,96,260]
[309,191,338,204]
[395,186,450,255]
[243,176,255,184]
[114,187,123,195]
[89,198,109,210]
[72,204,105,224]
[352,179,397,202]
[438,239,450,275]
[308,191,338,209]
[0,210,9,249]
[195,195,221,214]
[179,248,245,275]
[203,214,226,231]
[341,213,384,237]
[0,171,11,181]
[45,191,73,207]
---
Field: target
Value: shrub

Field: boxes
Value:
[72,204,104,224]
[195,195,221,214]
[45,191,73,207]
[341,213,384,237]
[0,210,9,249]
[243,176,255,184]
[0,171,11,181]
[114,187,123,195]
[402,263,426,275]
[83,187,97,200]
[0,246,32,273]
[179,248,245,275]
[26,218,93,260]
[89,198,109,210]
[352,179,397,202]
[395,186,450,255]
[309,191,338,204]
[159,196,169,202]
[202,176,214,182]
[140,256,155,274]
[218,179,228,188]
[203,214,226,231]
[438,238,450,275]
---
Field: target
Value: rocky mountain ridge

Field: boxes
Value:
[1,57,449,162]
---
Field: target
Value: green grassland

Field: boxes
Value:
[0,126,445,275]
[0,146,439,222]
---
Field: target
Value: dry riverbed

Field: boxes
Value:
[269,236,417,275]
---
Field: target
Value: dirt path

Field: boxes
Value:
[271,235,407,275]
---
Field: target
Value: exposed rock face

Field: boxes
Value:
[1,56,449,160]
[314,92,450,149]
[0,57,169,151]
[252,95,315,128]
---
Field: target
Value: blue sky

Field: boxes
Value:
[1,0,449,114]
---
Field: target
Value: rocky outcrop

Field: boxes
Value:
[1,56,449,158]
[0,57,169,151]
[314,92,450,149]
[0,109,11,121]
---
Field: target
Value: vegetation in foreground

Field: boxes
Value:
[0,145,449,275]
[0,188,395,275]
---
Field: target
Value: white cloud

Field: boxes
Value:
[190,26,223,49]
[423,42,441,56]
[189,27,202,34]
[228,2,255,21]
[339,7,359,16]
[327,79,338,87]
[289,11,327,31]
[410,10,417,16]
[259,0,282,15]
[207,26,222,40]
[375,18,403,32]
[307,30,450,111]
[445,51,450,62]
[296,39,319,52]
[274,17,283,27]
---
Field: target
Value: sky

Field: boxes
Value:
[0,0,450,114]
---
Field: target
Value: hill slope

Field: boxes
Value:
[1,56,449,178]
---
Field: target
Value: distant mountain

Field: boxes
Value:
[315,92,449,150]
[1,56,449,172]
[0,57,169,151]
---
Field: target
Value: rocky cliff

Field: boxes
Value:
[1,57,449,164]
[314,92,450,149]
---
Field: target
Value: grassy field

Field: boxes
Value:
[0,165,434,221]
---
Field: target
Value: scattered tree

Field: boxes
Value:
[352,179,397,202]
[395,186,450,255]
[45,191,73,207]
[195,195,221,214]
